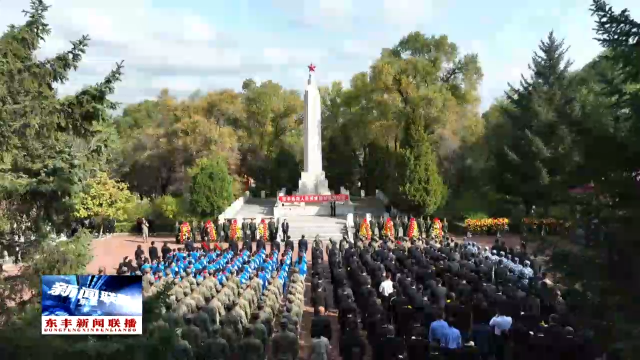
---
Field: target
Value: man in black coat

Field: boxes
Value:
[161,242,172,261]
[148,241,159,262]
[298,235,308,257]
[310,307,332,341]
[222,219,230,242]
[281,219,289,239]
[249,219,257,242]
[268,218,276,243]
[285,235,294,251]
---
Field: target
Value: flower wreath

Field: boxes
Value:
[359,218,372,240]
[180,222,191,243]
[383,217,395,239]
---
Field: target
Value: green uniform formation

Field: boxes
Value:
[141,263,305,359]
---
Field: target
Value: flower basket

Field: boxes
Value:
[258,219,268,241]
[383,218,394,239]
[431,218,443,240]
[230,219,242,240]
[359,219,372,241]
[464,218,510,234]
[205,220,216,242]
[179,222,191,243]
[407,218,419,238]
[522,218,571,235]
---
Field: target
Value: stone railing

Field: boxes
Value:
[218,191,250,221]
[375,189,390,205]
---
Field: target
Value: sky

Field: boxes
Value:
[1,0,639,111]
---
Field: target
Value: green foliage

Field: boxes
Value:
[71,172,136,234]
[151,195,190,222]
[188,158,234,218]
[0,0,123,236]
[491,31,580,212]
[124,198,152,222]
[397,123,448,215]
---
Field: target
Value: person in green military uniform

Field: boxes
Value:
[393,216,401,238]
[238,326,264,360]
[249,311,268,350]
[223,219,230,242]
[219,318,238,354]
[401,216,409,237]
[170,329,195,360]
[201,325,230,360]
[271,319,299,360]
[181,314,203,356]
[418,216,425,238]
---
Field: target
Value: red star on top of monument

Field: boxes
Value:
[308,63,316,72]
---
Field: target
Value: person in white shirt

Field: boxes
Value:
[378,272,394,314]
[489,308,513,335]
[379,272,394,296]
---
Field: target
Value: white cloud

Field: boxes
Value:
[3,0,639,113]
[382,0,433,31]
[0,0,329,104]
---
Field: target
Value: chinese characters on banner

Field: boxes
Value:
[47,282,132,307]
[42,276,143,335]
[278,194,349,203]
[42,316,142,334]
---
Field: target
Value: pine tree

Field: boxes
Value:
[398,121,447,215]
[533,3,640,357]
[0,0,124,237]
[494,31,579,213]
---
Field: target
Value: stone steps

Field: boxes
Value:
[284,216,347,241]
[231,198,276,218]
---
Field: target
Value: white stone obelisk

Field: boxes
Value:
[298,64,330,195]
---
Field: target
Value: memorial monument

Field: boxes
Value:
[298,63,331,195]
[273,64,354,217]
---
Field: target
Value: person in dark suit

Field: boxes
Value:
[160,241,171,261]
[222,219,230,242]
[285,235,294,251]
[311,306,332,341]
[281,219,289,239]
[249,218,257,242]
[268,218,276,243]
[148,241,159,262]
[298,235,308,257]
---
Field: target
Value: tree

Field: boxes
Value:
[397,121,448,215]
[71,172,135,236]
[188,158,234,218]
[0,0,123,240]
[493,32,580,213]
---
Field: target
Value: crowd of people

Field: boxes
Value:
[116,238,307,359]
[308,234,598,360]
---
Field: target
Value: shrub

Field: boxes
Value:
[188,158,234,218]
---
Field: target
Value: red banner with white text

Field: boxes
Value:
[279,194,349,203]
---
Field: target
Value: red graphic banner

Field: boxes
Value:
[279,194,349,203]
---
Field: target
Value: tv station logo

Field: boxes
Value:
[41,275,143,335]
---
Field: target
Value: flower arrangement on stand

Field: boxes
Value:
[431,218,443,240]
[205,219,216,242]
[464,218,510,234]
[359,218,372,240]
[230,219,241,241]
[383,217,395,239]
[522,218,570,235]
[179,222,191,243]
[258,219,268,241]
[407,218,419,238]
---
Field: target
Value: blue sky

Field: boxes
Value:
[1,0,639,110]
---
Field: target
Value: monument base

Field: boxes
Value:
[298,171,330,195]
[274,201,354,218]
